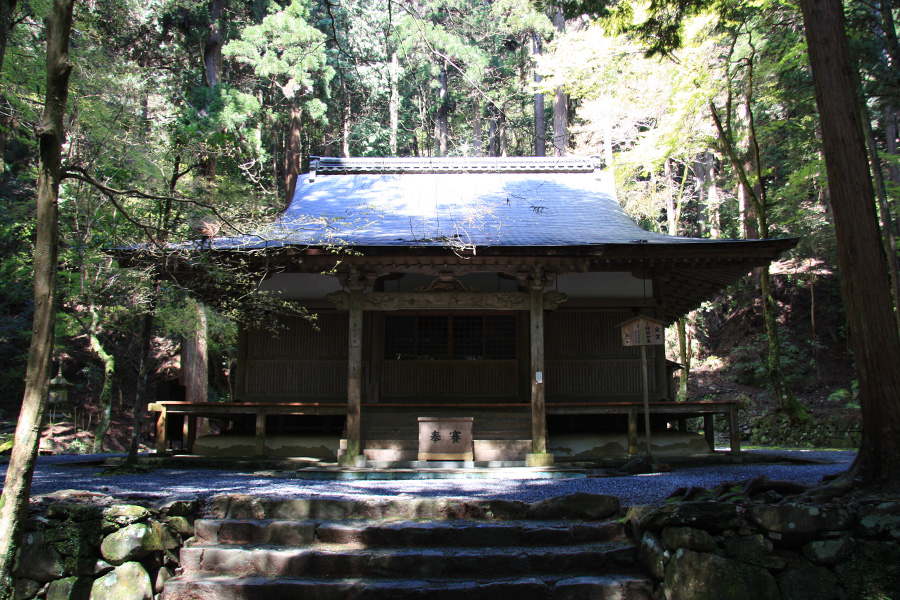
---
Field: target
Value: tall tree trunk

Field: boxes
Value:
[389,51,399,156]
[863,105,900,327]
[532,32,546,157]
[89,307,115,454]
[800,0,900,488]
[342,92,351,158]
[705,152,721,238]
[284,104,302,204]
[203,0,223,88]
[710,101,810,421]
[472,97,482,157]
[0,1,73,595]
[602,110,614,171]
[127,312,154,465]
[886,106,900,186]
[677,317,691,401]
[0,0,17,76]
[434,66,448,156]
[489,103,499,157]
[552,6,567,156]
[198,0,223,182]
[499,109,508,157]
[182,302,208,406]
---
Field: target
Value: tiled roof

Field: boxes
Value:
[211,156,723,250]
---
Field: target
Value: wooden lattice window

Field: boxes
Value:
[384,314,516,360]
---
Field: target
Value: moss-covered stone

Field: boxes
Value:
[661,548,779,600]
[100,523,165,565]
[101,505,151,533]
[90,562,153,600]
[153,495,198,517]
[46,576,92,600]
[777,560,842,600]
[19,531,65,582]
[660,526,718,553]
[639,502,741,533]
[527,493,620,520]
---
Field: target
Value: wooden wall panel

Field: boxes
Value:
[245,312,349,400]
[545,359,656,397]
[381,361,517,398]
[545,309,655,398]
[245,360,347,398]
[545,310,641,359]
[248,312,348,360]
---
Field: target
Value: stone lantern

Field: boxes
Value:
[48,367,73,407]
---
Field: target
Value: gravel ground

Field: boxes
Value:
[3,449,855,507]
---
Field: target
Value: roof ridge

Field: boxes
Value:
[309,156,599,175]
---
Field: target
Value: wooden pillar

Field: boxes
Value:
[185,416,197,454]
[628,406,638,455]
[234,325,249,400]
[530,287,546,454]
[342,282,365,465]
[653,278,668,399]
[526,268,553,467]
[155,407,167,454]
[703,414,715,451]
[729,405,741,453]
[255,409,266,457]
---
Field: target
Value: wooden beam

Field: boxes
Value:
[327,290,567,311]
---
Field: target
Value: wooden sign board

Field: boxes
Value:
[618,316,666,347]
[418,417,474,461]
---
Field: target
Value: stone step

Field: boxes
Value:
[193,519,628,548]
[180,542,637,578]
[202,493,621,521]
[161,573,653,600]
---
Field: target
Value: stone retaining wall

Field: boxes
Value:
[629,496,900,599]
[745,412,862,449]
[16,490,196,600]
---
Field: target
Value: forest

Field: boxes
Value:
[0,0,897,466]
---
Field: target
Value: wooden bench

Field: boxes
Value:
[546,400,742,453]
[148,402,347,456]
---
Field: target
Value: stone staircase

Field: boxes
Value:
[161,494,653,600]
[339,408,534,462]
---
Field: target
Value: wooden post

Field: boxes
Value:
[185,416,197,454]
[531,289,547,454]
[530,287,546,454]
[526,270,553,467]
[156,406,167,454]
[234,325,248,400]
[703,414,715,451]
[653,281,668,399]
[641,345,653,462]
[729,405,741,453]
[255,409,266,457]
[628,406,638,455]
[345,286,364,461]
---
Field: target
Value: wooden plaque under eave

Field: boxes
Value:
[418,417,474,461]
